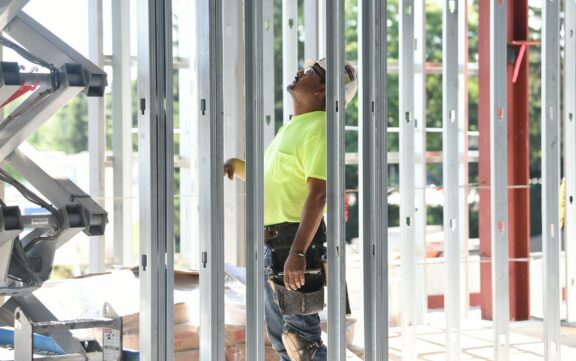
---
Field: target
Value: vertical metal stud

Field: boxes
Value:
[263,0,276,146]
[542,0,561,359]
[137,0,175,360]
[304,0,319,61]
[282,0,298,123]
[443,0,460,359]
[223,0,246,266]
[400,0,417,359]
[196,0,225,359]
[88,0,105,273]
[490,1,510,360]
[111,0,133,266]
[458,0,470,318]
[178,0,200,269]
[318,0,326,58]
[326,0,346,359]
[245,0,265,359]
[565,0,576,325]
[413,0,428,325]
[360,0,388,359]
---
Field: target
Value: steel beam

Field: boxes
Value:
[565,0,576,325]
[244,0,265,359]
[282,0,298,123]
[137,0,175,360]
[111,0,133,266]
[196,0,225,359]
[442,1,460,359]
[490,0,510,359]
[507,0,531,322]
[326,0,346,359]
[359,0,388,359]
[88,0,105,273]
[413,0,428,325]
[399,1,417,359]
[542,0,561,359]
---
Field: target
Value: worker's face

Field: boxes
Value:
[287,64,326,101]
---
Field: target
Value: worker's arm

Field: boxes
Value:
[283,177,326,291]
[223,158,246,181]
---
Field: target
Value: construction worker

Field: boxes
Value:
[224,58,357,361]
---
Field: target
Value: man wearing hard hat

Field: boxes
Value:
[224,59,357,361]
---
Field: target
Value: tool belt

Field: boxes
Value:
[265,221,327,315]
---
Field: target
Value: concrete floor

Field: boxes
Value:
[345,243,576,360]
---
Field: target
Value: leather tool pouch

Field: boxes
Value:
[266,223,326,315]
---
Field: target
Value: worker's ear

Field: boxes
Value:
[315,86,325,97]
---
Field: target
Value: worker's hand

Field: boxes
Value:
[283,255,306,291]
[223,158,246,181]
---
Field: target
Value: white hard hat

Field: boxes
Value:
[308,58,358,107]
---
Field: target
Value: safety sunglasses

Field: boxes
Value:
[303,64,326,83]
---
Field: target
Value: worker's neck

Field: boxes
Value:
[292,102,324,117]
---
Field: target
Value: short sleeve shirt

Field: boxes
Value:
[264,111,327,225]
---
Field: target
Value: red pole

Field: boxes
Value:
[478,0,530,321]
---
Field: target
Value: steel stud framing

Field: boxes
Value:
[400,1,417,359]
[542,0,561,359]
[282,0,298,123]
[490,1,510,359]
[565,0,576,326]
[326,0,347,359]
[196,0,225,359]
[443,0,460,359]
[137,0,175,360]
[360,0,388,359]
[244,0,265,359]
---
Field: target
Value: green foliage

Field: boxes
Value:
[28,95,88,154]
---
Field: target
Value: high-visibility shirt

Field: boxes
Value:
[264,111,327,226]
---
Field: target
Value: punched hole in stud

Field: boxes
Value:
[450,109,456,123]
[571,29,574,38]
[569,113,573,122]
[405,111,411,123]
[450,219,456,231]
[405,4,412,15]
[570,195,573,204]
[498,221,505,234]
[449,0,456,13]
[549,106,554,120]
[406,217,411,226]
[550,224,555,238]
[288,19,294,29]
[497,107,504,120]
[264,20,270,31]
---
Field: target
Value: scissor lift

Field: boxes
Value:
[0,1,118,360]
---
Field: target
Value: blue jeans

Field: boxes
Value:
[264,247,327,360]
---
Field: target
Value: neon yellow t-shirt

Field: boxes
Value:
[264,111,327,225]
